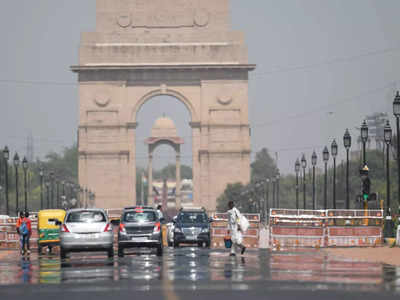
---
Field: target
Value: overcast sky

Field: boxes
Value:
[1,0,400,174]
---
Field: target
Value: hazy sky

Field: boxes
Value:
[1,0,400,174]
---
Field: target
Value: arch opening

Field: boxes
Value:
[135,95,193,211]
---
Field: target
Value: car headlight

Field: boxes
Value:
[174,227,182,233]
[201,228,209,233]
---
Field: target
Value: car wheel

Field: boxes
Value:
[60,247,67,259]
[156,244,163,256]
[173,241,179,248]
[118,247,124,258]
[37,245,42,255]
[205,241,210,248]
[107,247,114,258]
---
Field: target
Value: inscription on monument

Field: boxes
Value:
[115,0,209,28]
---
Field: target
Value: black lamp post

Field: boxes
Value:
[3,146,9,216]
[311,151,317,210]
[343,129,352,209]
[39,167,44,210]
[272,178,276,208]
[361,120,369,167]
[384,120,392,215]
[323,147,330,209]
[56,180,60,209]
[50,172,54,209]
[301,154,307,209]
[393,91,400,209]
[45,182,50,209]
[62,181,65,197]
[13,153,20,214]
[22,157,28,212]
[331,140,338,209]
[276,170,280,208]
[265,178,270,218]
[295,159,300,209]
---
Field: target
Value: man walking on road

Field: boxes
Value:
[227,201,246,257]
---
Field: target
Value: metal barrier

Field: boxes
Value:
[269,209,383,248]
[211,213,260,249]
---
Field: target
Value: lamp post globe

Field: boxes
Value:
[323,146,329,209]
[343,129,352,209]
[343,129,352,150]
[311,151,317,210]
[3,146,9,161]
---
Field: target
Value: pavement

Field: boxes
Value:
[0,247,399,299]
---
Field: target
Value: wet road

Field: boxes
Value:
[0,247,399,299]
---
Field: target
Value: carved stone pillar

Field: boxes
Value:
[176,151,181,209]
[148,154,153,206]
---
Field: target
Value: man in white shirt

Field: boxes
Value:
[227,201,246,256]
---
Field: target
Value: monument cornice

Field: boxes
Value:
[71,64,256,73]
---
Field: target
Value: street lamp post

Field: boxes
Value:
[56,180,60,209]
[62,181,65,197]
[13,153,20,214]
[361,120,369,167]
[39,167,44,210]
[265,179,270,219]
[343,129,352,209]
[311,151,317,210]
[272,179,276,208]
[331,140,338,209]
[22,157,28,212]
[295,159,300,209]
[276,170,280,208]
[301,154,307,209]
[45,182,50,209]
[3,147,9,216]
[50,172,54,209]
[384,121,392,215]
[323,147,330,209]
[393,91,400,209]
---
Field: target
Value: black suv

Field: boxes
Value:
[173,208,212,248]
[117,207,164,257]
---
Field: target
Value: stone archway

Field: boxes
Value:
[145,116,184,209]
[72,0,256,211]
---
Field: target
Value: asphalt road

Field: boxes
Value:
[0,247,399,300]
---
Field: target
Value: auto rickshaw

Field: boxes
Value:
[37,209,66,254]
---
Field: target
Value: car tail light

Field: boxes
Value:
[61,224,70,233]
[153,222,161,233]
[104,223,112,232]
[119,223,126,233]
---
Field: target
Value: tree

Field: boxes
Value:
[216,183,245,212]
[251,148,278,181]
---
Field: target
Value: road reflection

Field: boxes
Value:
[0,247,398,293]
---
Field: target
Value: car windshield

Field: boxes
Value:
[178,212,207,224]
[66,211,106,223]
[123,211,157,223]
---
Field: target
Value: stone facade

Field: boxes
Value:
[72,0,255,211]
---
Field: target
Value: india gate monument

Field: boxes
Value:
[72,0,255,211]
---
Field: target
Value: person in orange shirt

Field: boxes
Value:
[16,211,32,255]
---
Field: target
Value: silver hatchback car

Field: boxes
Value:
[59,209,114,259]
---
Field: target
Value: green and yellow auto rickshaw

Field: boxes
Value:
[37,209,66,254]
